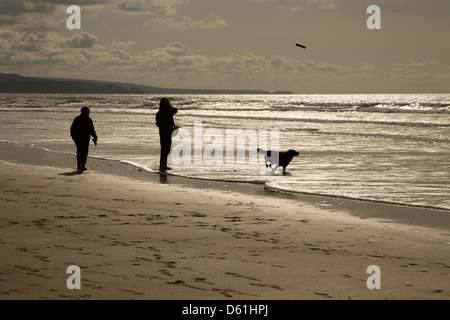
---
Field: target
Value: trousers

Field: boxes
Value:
[74,138,90,169]
[159,128,172,170]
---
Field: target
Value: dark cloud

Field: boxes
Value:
[0,0,55,16]
[0,0,110,18]
[39,0,110,6]
[165,43,193,57]
[0,16,19,26]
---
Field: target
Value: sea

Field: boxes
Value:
[0,93,449,211]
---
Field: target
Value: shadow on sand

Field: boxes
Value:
[59,170,84,176]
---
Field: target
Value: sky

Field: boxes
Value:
[0,0,449,93]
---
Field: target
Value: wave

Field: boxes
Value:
[180,113,450,128]
[265,181,450,212]
[290,129,450,143]
[164,101,450,114]
[274,101,450,114]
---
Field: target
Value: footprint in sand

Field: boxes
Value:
[35,255,50,263]
[154,254,162,260]
[212,288,233,298]
[195,278,214,285]
[314,292,333,299]
[250,283,285,291]
[226,272,260,282]
[159,269,173,277]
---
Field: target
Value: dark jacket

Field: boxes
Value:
[70,115,97,141]
[156,106,178,129]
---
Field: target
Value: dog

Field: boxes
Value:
[257,148,299,175]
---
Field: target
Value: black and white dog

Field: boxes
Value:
[257,148,299,175]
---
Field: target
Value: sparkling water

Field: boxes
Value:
[0,93,449,210]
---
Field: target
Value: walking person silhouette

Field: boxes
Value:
[70,106,98,172]
[155,98,178,172]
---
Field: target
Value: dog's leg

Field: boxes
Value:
[271,163,279,174]
[264,155,271,168]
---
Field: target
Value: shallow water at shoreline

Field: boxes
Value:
[1,141,450,232]
[0,93,449,210]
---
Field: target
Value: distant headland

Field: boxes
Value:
[0,73,293,95]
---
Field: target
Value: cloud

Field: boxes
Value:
[64,32,99,49]
[270,55,294,71]
[136,43,209,74]
[2,14,61,31]
[391,60,440,73]
[0,0,55,16]
[305,0,336,10]
[0,30,50,52]
[0,0,227,34]
[0,30,102,65]
[207,53,266,75]
[164,43,193,57]
[0,0,108,16]
[111,40,136,50]
[114,0,228,32]
[309,60,345,72]
[0,1,92,31]
[393,60,439,68]
[356,63,376,72]
[116,0,183,16]
[144,14,228,32]
[1,30,448,93]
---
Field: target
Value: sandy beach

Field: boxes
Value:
[0,159,449,301]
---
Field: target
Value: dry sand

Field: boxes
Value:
[0,161,449,300]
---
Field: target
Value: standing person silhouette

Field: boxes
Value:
[70,106,98,172]
[155,97,178,172]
